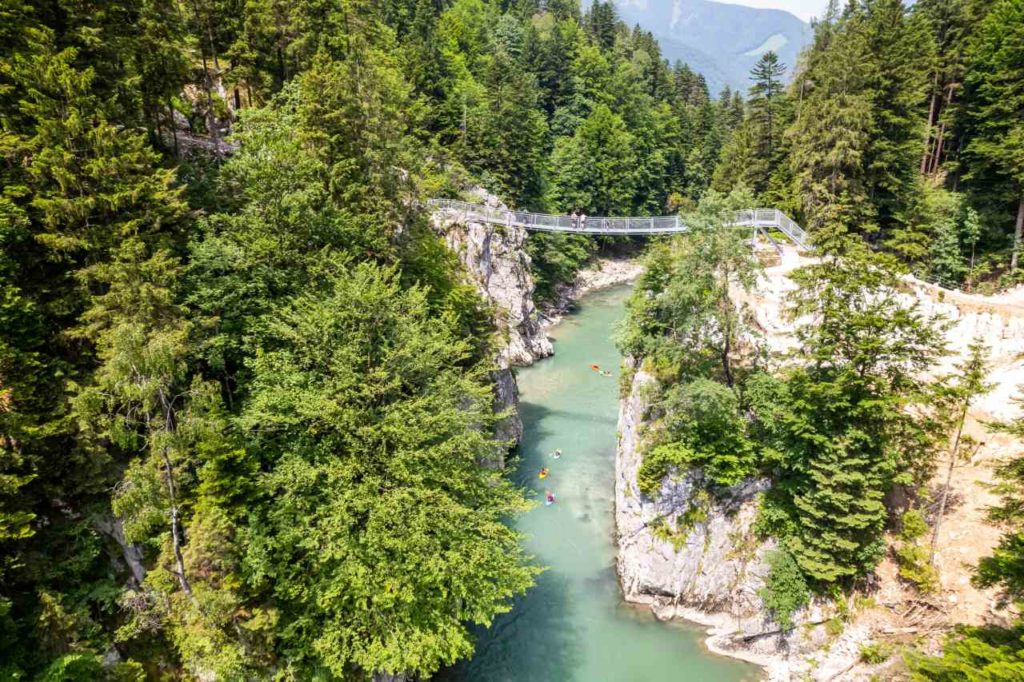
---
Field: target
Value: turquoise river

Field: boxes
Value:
[441,285,756,682]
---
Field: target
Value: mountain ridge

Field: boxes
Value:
[611,0,810,94]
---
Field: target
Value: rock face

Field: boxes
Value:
[616,367,846,679]
[491,358,522,447]
[614,366,815,659]
[433,200,553,367]
[616,247,1024,679]
[433,192,553,452]
[616,374,774,613]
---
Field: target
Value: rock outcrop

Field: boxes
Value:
[616,367,842,679]
[433,190,552,451]
[491,357,522,447]
[616,246,1024,679]
[433,192,553,367]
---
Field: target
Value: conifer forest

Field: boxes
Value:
[2,0,1024,679]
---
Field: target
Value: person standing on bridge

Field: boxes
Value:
[570,208,579,229]
[579,211,587,231]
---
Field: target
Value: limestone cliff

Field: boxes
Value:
[433,191,552,449]
[616,247,1024,680]
[615,367,841,680]
[433,193,553,367]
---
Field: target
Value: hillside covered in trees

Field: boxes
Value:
[4,1,727,679]
[2,0,1024,679]
[716,0,1024,291]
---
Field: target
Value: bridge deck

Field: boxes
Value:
[429,199,811,250]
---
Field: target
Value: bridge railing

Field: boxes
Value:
[429,198,813,248]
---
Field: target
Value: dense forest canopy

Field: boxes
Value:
[2,0,1024,678]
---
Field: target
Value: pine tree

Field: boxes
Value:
[960,0,1024,271]
[461,36,548,206]
[929,338,991,564]
[748,51,787,170]
[584,0,617,51]
[912,366,1024,679]
[618,187,762,387]
[549,103,637,215]
[860,0,932,238]
[916,0,976,178]
[0,12,194,672]
[786,8,874,243]
[757,242,947,583]
[239,263,538,678]
[713,52,790,198]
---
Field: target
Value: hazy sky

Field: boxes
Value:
[726,0,829,21]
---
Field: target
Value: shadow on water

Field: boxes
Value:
[521,403,619,429]
[438,570,583,682]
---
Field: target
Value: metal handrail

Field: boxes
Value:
[428,198,813,250]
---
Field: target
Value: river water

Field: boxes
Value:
[441,285,756,682]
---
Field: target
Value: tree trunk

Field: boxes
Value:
[921,74,939,174]
[930,404,968,565]
[200,51,218,144]
[721,304,735,388]
[159,390,195,603]
[1012,195,1024,273]
[168,96,179,157]
[968,243,976,292]
[930,122,946,175]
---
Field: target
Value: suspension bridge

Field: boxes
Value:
[429,198,813,251]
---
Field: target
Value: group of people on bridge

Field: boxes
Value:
[569,208,588,231]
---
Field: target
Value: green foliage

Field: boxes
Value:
[901,509,929,542]
[895,510,939,593]
[914,355,1024,677]
[910,624,1024,680]
[6,0,1024,675]
[622,189,763,501]
[890,184,980,284]
[618,187,762,386]
[977,404,1024,611]
[713,51,791,201]
[1,1,548,676]
[960,0,1024,270]
[656,378,756,488]
[638,442,696,498]
[240,262,538,677]
[860,638,892,663]
[526,231,595,302]
[650,490,711,550]
[755,243,947,585]
[759,549,810,630]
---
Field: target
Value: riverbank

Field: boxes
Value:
[542,257,645,328]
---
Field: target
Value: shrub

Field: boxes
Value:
[900,509,929,541]
[859,642,894,665]
[759,549,810,629]
[637,441,695,497]
[659,378,756,487]
[895,510,938,593]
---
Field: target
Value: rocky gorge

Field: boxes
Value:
[433,191,642,447]
[433,199,1024,679]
